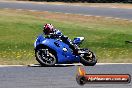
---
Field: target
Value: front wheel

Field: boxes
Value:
[80,51,97,66]
[35,47,57,66]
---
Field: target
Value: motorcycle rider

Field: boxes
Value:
[43,24,79,55]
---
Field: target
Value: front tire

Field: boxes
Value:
[35,47,57,66]
[80,51,97,66]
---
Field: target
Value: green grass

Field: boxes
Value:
[0,9,132,65]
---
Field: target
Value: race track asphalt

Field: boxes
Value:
[0,64,131,88]
[0,1,132,20]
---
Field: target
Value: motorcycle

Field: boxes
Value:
[34,34,97,66]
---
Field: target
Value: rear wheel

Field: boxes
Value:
[80,51,97,66]
[35,47,57,66]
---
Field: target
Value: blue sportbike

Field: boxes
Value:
[34,34,97,66]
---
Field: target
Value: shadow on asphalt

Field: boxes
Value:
[28,64,82,67]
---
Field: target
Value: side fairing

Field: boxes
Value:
[41,39,80,63]
[34,35,80,63]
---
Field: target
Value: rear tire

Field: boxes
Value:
[35,47,57,66]
[80,51,97,66]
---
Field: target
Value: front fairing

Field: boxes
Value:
[34,34,45,48]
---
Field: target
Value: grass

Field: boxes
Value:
[0,9,132,65]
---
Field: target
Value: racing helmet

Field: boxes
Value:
[43,24,54,35]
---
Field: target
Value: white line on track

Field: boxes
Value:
[0,65,24,67]
[28,63,132,67]
[0,63,132,67]
[97,63,132,65]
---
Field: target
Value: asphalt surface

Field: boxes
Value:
[0,1,132,20]
[0,64,131,88]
